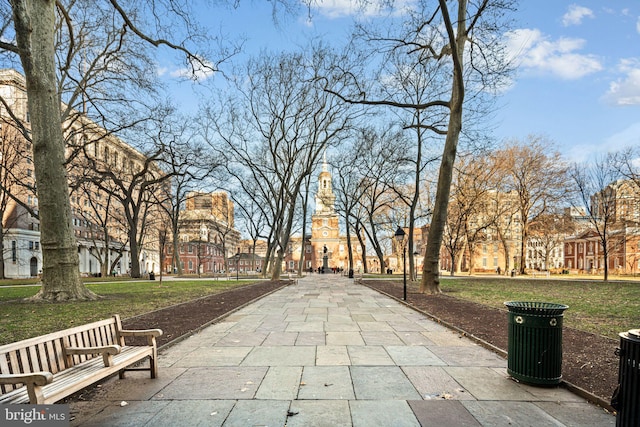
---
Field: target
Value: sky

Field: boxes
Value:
[159,1,640,164]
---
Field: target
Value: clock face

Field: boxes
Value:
[322,231,329,237]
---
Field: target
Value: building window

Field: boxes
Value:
[12,241,17,262]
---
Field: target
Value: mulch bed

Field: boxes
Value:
[362,280,619,409]
[121,280,290,347]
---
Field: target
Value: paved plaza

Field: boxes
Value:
[69,275,615,426]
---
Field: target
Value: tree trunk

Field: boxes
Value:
[13,0,96,301]
[518,224,527,275]
[129,226,141,277]
[172,225,182,275]
[0,236,5,280]
[271,248,283,280]
[450,252,455,276]
[420,0,466,294]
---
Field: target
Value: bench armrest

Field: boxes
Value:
[118,329,163,347]
[65,345,122,367]
[0,372,53,404]
[0,372,53,386]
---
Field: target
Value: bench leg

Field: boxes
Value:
[150,351,158,378]
[27,384,46,404]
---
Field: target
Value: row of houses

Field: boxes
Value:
[396,180,640,276]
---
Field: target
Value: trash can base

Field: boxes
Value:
[508,369,562,386]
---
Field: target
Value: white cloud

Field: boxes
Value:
[168,56,216,82]
[564,122,640,163]
[562,4,594,26]
[605,122,640,150]
[505,28,602,80]
[604,59,640,106]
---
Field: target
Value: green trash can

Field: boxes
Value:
[504,301,569,386]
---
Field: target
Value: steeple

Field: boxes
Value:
[315,154,335,215]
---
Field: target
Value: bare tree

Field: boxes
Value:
[69,177,127,277]
[232,191,269,274]
[442,154,499,275]
[571,154,622,281]
[327,0,514,293]
[331,135,373,276]
[80,110,199,277]
[354,126,405,273]
[208,45,357,280]
[154,124,215,276]
[496,136,571,275]
[527,211,575,271]
[0,122,37,279]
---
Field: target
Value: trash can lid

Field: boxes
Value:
[620,329,640,342]
[504,301,569,315]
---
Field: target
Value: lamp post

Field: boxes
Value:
[236,248,240,281]
[394,227,407,301]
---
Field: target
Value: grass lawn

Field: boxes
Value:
[435,277,640,340]
[0,279,256,345]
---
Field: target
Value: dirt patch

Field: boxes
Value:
[362,280,619,407]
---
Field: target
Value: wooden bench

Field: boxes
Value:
[0,314,162,404]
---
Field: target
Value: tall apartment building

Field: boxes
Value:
[0,69,163,278]
[164,191,241,274]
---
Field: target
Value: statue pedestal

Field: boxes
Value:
[323,255,328,272]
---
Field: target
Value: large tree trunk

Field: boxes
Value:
[420,0,466,294]
[271,248,283,280]
[13,0,96,301]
